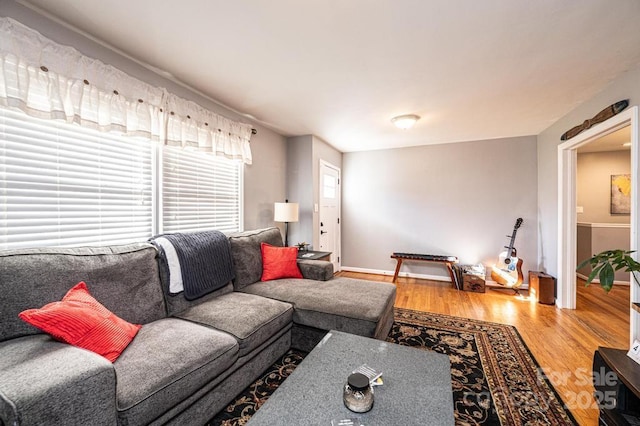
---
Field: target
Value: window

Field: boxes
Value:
[0,108,154,249]
[162,146,242,234]
[323,174,337,199]
[0,108,243,250]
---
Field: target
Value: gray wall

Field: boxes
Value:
[577,150,631,224]
[537,64,640,277]
[576,223,630,282]
[244,130,287,230]
[342,136,537,281]
[286,136,314,246]
[576,224,593,277]
[0,1,288,233]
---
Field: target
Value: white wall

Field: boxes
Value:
[537,64,640,277]
[0,2,288,233]
[342,136,537,281]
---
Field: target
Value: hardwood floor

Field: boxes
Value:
[337,271,630,426]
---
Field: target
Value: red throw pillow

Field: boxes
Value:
[19,282,141,362]
[261,242,303,281]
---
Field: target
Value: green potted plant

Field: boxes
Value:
[577,249,640,292]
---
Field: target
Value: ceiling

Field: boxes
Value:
[577,126,631,153]
[19,0,640,153]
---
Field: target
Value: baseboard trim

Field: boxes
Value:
[340,266,451,282]
[341,266,529,289]
[576,272,630,286]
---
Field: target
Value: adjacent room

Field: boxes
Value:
[1,1,640,425]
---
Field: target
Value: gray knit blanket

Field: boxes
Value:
[155,231,235,300]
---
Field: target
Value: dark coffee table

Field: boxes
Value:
[247,330,454,425]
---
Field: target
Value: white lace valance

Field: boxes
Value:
[166,94,252,164]
[0,17,252,164]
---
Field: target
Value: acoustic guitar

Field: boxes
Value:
[491,218,524,288]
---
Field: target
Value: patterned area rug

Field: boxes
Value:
[207,308,577,425]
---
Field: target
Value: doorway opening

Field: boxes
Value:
[557,106,638,345]
[576,127,632,286]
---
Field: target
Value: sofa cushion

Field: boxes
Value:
[261,243,302,281]
[229,227,284,290]
[114,318,238,426]
[0,243,165,343]
[0,335,116,426]
[240,277,396,338]
[175,292,293,357]
[18,282,141,362]
[163,283,235,317]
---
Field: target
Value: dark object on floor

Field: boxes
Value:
[593,347,640,425]
[207,309,577,426]
[560,100,629,141]
[391,252,458,285]
[462,272,486,293]
[529,270,556,304]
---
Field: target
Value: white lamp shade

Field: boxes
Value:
[274,202,299,222]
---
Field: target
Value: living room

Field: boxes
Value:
[2,1,640,425]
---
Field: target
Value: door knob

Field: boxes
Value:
[320,230,327,235]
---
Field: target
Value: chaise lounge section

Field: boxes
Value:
[229,227,397,351]
[0,227,396,425]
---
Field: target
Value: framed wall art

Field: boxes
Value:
[611,174,631,215]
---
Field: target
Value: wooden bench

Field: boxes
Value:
[390,253,459,286]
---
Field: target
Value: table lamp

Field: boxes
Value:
[274,200,299,246]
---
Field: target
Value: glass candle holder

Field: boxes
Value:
[343,372,374,413]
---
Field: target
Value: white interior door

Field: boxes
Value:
[319,160,341,271]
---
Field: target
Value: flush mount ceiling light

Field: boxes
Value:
[391,114,420,130]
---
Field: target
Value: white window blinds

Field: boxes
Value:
[162,146,242,234]
[0,108,154,249]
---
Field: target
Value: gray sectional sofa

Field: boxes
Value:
[0,227,396,426]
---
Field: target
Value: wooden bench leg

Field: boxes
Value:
[392,258,403,283]
[445,262,457,289]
